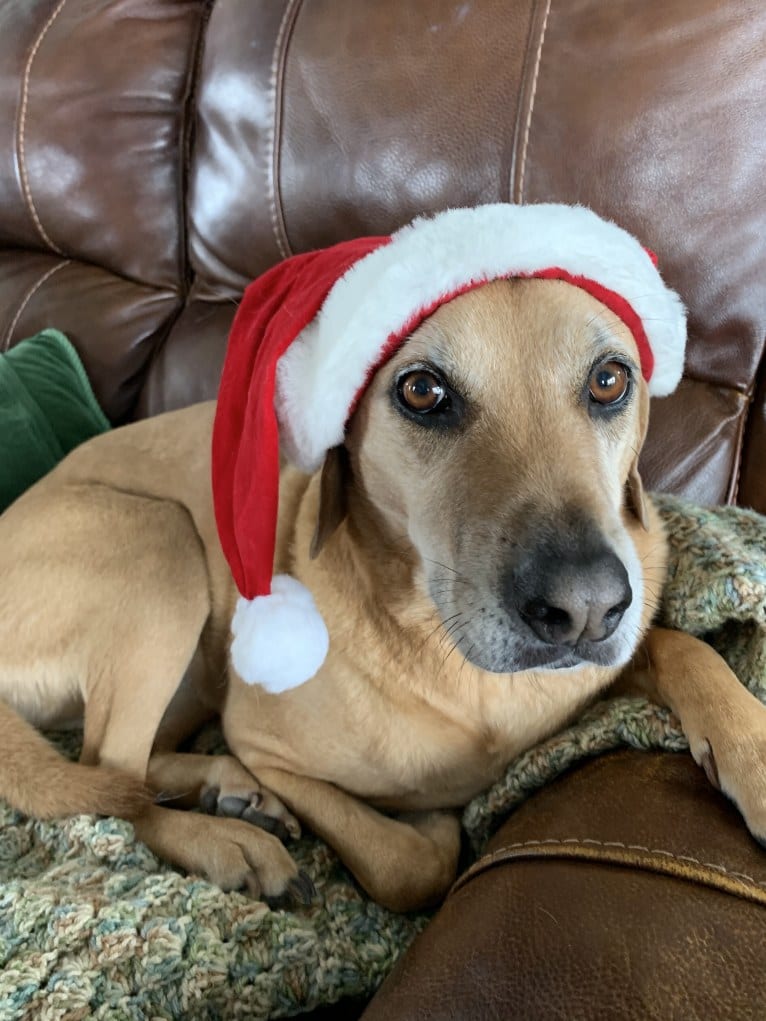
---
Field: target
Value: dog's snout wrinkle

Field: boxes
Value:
[509,543,633,651]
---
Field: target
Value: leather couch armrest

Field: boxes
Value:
[361,749,766,1020]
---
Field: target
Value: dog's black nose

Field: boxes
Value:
[509,545,632,648]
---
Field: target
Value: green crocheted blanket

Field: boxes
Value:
[1,497,763,1020]
[1,367,765,1020]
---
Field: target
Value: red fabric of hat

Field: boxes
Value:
[212,236,389,602]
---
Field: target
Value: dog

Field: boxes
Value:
[1,278,764,912]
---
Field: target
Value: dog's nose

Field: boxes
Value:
[510,547,632,648]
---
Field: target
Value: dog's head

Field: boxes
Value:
[313,277,658,675]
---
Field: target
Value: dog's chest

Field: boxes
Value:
[303,673,600,811]
[345,668,610,810]
[226,685,503,810]
[358,712,511,810]
[226,660,608,812]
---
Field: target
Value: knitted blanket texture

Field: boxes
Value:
[0,495,764,1021]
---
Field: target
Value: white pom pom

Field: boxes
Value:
[230,574,329,693]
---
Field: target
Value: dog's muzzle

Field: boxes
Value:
[502,524,633,668]
[429,510,642,675]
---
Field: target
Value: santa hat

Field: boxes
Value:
[212,203,686,694]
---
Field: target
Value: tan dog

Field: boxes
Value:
[1,279,764,912]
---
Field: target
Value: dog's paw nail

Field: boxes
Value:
[200,786,220,814]
[699,739,721,791]
[263,870,315,911]
[285,818,302,840]
[291,869,316,905]
[241,806,290,843]
[218,795,250,817]
[249,791,264,810]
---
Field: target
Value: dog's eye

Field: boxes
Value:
[398,371,449,414]
[588,361,629,406]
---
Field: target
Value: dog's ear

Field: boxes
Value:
[627,459,649,530]
[310,445,351,559]
[626,389,650,530]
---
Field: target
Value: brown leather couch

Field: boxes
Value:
[2,1,764,1017]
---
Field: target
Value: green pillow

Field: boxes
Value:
[0,329,110,513]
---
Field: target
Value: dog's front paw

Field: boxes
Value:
[638,630,766,848]
[133,806,315,907]
[205,817,314,905]
[689,725,766,846]
[199,755,301,842]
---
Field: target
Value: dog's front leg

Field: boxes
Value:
[619,627,766,844]
[254,766,462,912]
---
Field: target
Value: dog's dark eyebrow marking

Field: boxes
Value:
[400,331,467,391]
[425,349,459,380]
[591,324,618,349]
[424,350,471,398]
[587,325,640,373]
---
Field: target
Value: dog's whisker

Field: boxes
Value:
[638,543,669,563]
[423,556,463,579]
[438,615,469,651]
[457,643,476,685]
[417,611,463,657]
[439,621,470,672]
[444,615,470,640]
[428,575,472,588]
[154,788,194,804]
[425,562,476,593]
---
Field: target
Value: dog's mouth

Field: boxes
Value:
[446,626,633,675]
[509,639,630,674]
[430,591,640,675]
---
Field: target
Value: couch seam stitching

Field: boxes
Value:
[468,837,766,889]
[734,339,766,503]
[175,0,216,296]
[509,4,542,202]
[267,0,302,261]
[2,259,71,351]
[17,0,68,255]
[130,1,215,420]
[727,391,749,504]
[517,0,551,204]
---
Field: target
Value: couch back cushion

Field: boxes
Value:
[0,0,209,420]
[1,0,764,509]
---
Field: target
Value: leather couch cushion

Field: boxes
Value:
[0,0,208,420]
[0,250,178,421]
[1,0,764,501]
[0,0,203,287]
